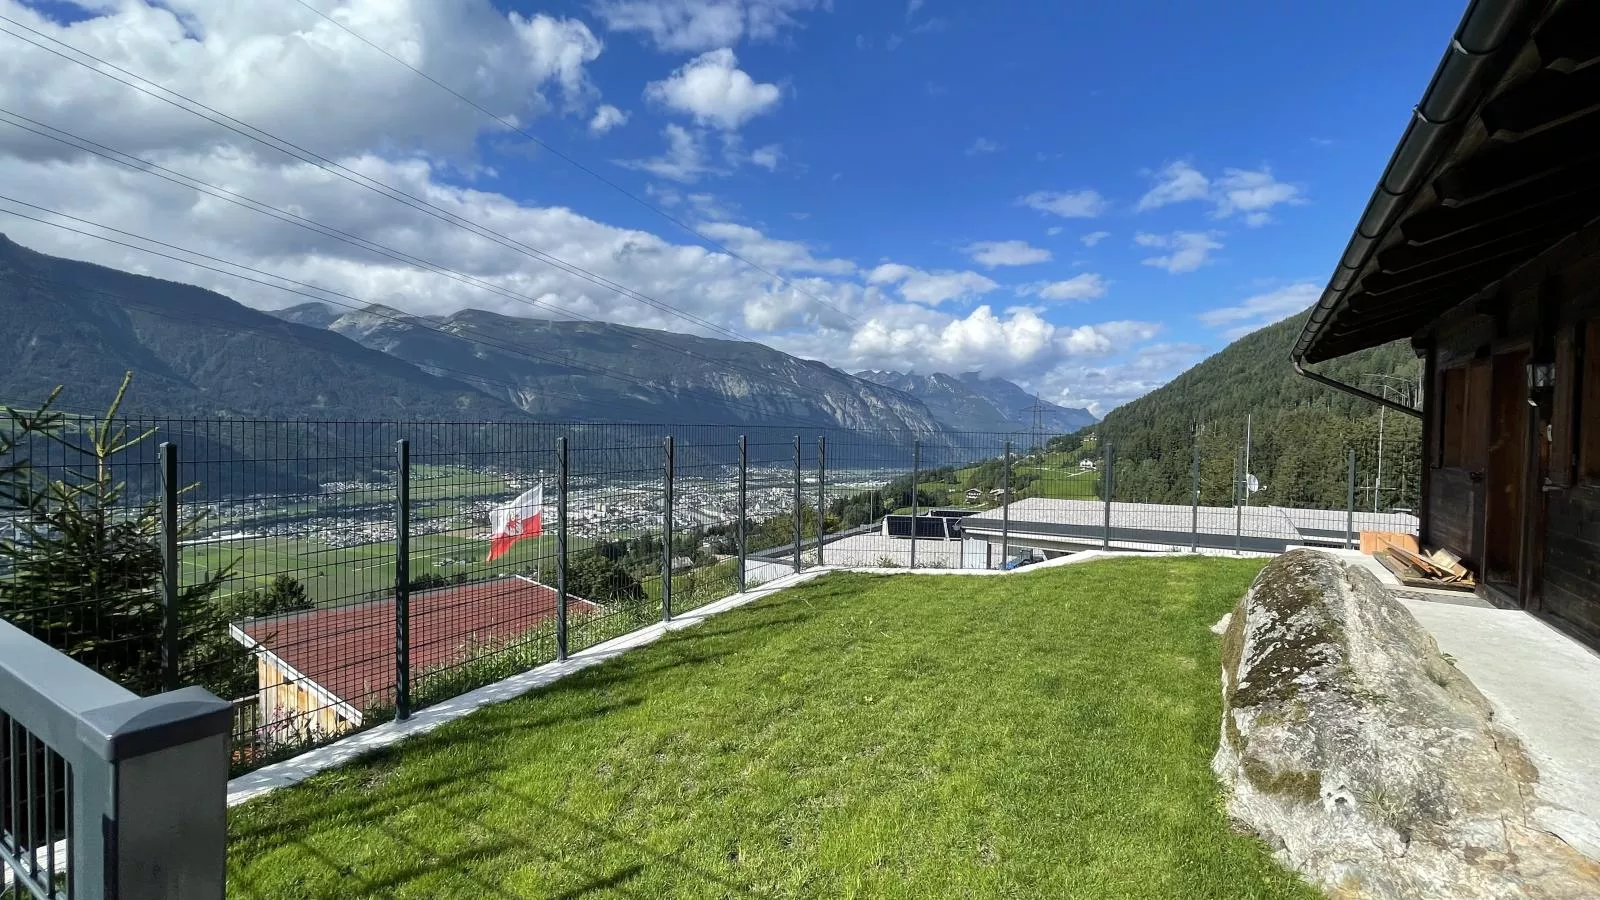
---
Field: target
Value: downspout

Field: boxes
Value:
[1291,0,1535,387]
[1292,357,1420,416]
[1292,359,1423,419]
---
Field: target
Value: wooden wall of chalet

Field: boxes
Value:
[256,656,357,743]
[1424,222,1600,649]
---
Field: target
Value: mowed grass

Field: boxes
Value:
[903,465,1099,512]
[1020,466,1099,500]
[186,531,586,606]
[227,558,1317,900]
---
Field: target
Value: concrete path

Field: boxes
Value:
[1399,597,1600,863]
[1321,548,1600,861]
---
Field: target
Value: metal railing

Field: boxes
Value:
[3,417,1419,776]
[0,619,230,900]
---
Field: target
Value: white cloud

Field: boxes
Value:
[1038,340,1202,417]
[966,137,1001,155]
[748,143,782,170]
[906,0,925,19]
[867,263,999,305]
[1135,231,1222,274]
[0,145,880,339]
[1046,226,1064,237]
[591,0,823,52]
[1136,161,1304,225]
[684,192,739,220]
[1136,161,1210,211]
[644,48,781,131]
[1019,189,1108,219]
[1024,273,1107,302]
[963,240,1050,268]
[697,221,856,275]
[842,306,1150,378]
[588,104,629,135]
[1212,167,1303,226]
[1079,230,1110,247]
[0,0,1180,415]
[885,33,905,51]
[1198,282,1319,338]
[0,0,604,162]
[617,124,719,182]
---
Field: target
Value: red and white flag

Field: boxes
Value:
[486,486,543,562]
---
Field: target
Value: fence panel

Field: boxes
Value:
[161,420,412,769]
[664,429,741,615]
[740,434,804,585]
[816,430,911,570]
[5,412,1428,778]
[562,425,668,655]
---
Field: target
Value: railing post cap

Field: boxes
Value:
[77,686,233,762]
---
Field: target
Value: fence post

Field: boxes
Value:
[1346,447,1357,549]
[792,435,802,574]
[1234,447,1244,556]
[662,435,674,623]
[159,441,180,692]
[1190,434,1200,554]
[910,439,920,569]
[816,435,826,567]
[395,438,411,721]
[556,436,568,661]
[1002,441,1012,567]
[1102,440,1112,551]
[2,619,234,899]
[737,435,747,593]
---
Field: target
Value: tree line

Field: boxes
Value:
[1062,310,1425,512]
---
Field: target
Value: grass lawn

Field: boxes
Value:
[186,531,583,606]
[1019,467,1099,500]
[228,558,1318,899]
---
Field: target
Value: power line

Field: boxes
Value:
[0,15,795,351]
[286,0,863,330]
[0,198,808,420]
[0,19,873,414]
[0,109,840,402]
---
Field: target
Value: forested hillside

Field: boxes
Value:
[1064,310,1424,512]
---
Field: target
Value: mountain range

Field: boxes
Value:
[0,234,1083,439]
[853,370,1096,434]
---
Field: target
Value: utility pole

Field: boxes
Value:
[1243,413,1252,508]
[1356,373,1408,512]
[1027,394,1048,456]
[1375,404,1385,513]
[1358,374,1414,515]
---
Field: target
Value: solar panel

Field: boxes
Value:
[884,515,951,539]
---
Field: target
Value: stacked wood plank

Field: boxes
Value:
[1362,531,1477,592]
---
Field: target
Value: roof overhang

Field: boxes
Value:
[1295,0,1600,365]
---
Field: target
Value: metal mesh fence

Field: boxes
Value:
[1,714,70,900]
[1,415,1422,775]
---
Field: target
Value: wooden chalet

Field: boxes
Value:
[1293,0,1600,651]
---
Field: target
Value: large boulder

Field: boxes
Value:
[1214,549,1600,899]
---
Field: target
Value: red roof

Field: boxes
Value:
[237,578,594,717]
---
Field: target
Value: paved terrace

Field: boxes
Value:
[959,498,1419,555]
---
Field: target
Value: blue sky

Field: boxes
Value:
[0,0,1465,414]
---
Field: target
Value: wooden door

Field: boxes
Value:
[1484,350,1528,590]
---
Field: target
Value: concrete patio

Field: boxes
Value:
[1330,550,1600,863]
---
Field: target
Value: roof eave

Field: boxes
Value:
[1293,0,1541,365]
